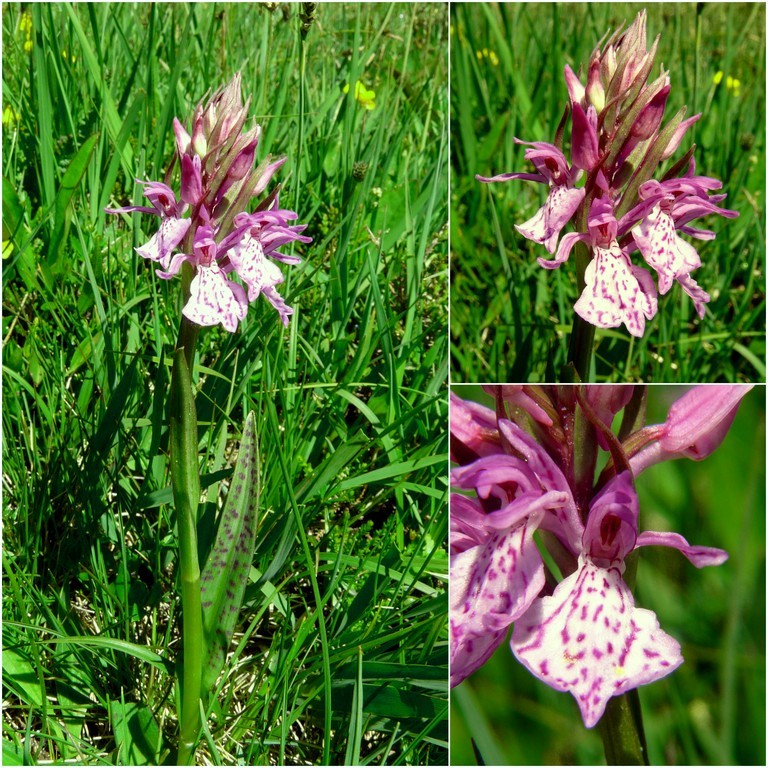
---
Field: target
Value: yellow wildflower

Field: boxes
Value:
[343,80,376,110]
[712,70,724,85]
[2,104,20,128]
[19,11,33,53]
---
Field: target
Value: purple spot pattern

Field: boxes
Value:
[450,521,545,687]
[517,184,586,254]
[633,205,702,294]
[511,558,683,728]
[574,243,656,338]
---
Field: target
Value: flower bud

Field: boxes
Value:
[660,385,753,460]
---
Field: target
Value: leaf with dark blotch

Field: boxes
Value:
[200,411,259,692]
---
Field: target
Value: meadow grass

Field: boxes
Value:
[451,3,766,383]
[2,3,448,764]
[449,385,766,766]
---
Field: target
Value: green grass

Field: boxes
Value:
[450,3,766,382]
[450,385,766,765]
[2,3,448,765]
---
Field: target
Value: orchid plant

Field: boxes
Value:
[107,74,310,764]
[450,384,752,763]
[476,12,738,380]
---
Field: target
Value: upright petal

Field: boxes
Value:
[511,558,683,728]
[571,103,600,171]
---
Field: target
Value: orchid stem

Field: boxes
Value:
[565,242,595,381]
[170,313,202,765]
[597,690,649,765]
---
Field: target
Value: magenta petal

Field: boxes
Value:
[511,559,683,728]
[660,384,752,458]
[583,472,638,564]
[451,516,545,687]
[571,103,600,171]
[180,154,203,205]
[449,392,501,461]
[564,63,586,105]
[635,531,728,568]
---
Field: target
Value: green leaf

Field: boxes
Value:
[110,700,165,766]
[2,647,44,708]
[48,133,99,264]
[200,411,259,692]
[2,177,23,242]
[2,739,24,767]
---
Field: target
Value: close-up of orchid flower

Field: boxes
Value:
[449,384,764,765]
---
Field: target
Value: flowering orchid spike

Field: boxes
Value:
[476,10,738,340]
[478,142,584,254]
[107,72,311,332]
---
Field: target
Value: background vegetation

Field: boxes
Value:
[451,3,765,383]
[2,3,448,765]
[450,384,766,766]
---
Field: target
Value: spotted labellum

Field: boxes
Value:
[450,384,751,728]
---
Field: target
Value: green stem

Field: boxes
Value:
[597,690,649,765]
[564,241,596,382]
[170,316,202,765]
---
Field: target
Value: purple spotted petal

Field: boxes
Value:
[573,243,656,337]
[451,513,545,687]
[227,232,285,302]
[450,493,489,555]
[182,264,248,332]
[260,285,294,327]
[135,216,191,269]
[675,273,710,318]
[511,558,683,728]
[632,206,701,294]
[516,185,586,254]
